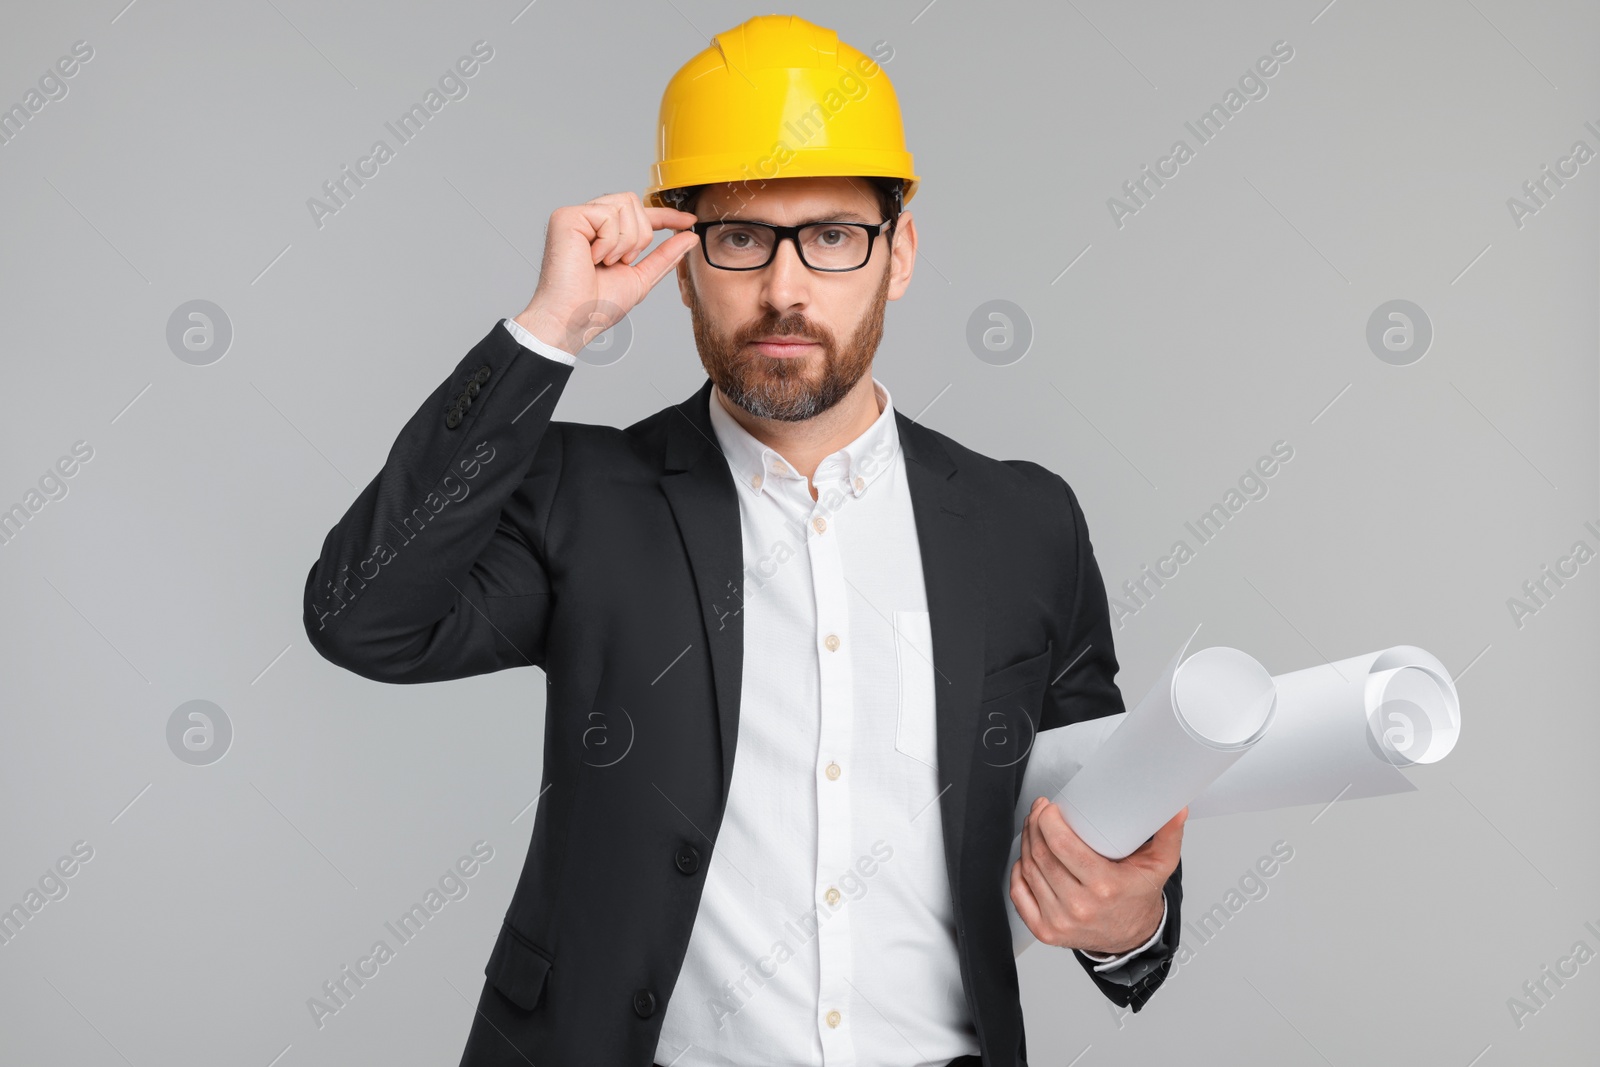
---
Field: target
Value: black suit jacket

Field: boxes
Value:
[302,321,1181,1066]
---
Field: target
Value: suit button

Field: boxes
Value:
[632,988,656,1017]
[674,845,700,875]
[466,379,481,397]
[445,411,462,429]
[475,365,492,383]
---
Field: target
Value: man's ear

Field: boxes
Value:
[676,255,693,308]
[888,211,916,302]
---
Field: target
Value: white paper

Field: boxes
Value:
[1018,624,1278,857]
[1005,633,1461,954]
[1188,645,1460,817]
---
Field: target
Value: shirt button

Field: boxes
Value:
[824,634,840,652]
[824,761,841,780]
[812,516,827,534]
[825,887,841,906]
[825,1009,842,1028]
[853,476,865,492]
[750,473,763,488]
[770,460,787,475]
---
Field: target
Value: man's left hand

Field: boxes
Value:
[1010,798,1187,955]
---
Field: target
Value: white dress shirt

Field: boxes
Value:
[498,317,1165,1065]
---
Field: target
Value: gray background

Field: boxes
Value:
[1,0,1596,1064]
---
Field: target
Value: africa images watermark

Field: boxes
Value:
[0,840,95,948]
[677,38,897,222]
[1107,39,1296,229]
[308,439,498,632]
[1506,916,1600,1031]
[1505,519,1600,629]
[306,840,495,1029]
[1170,839,1294,976]
[305,40,495,229]
[0,40,95,148]
[1106,838,1294,1030]
[0,439,96,549]
[1505,118,1600,230]
[707,430,899,632]
[1110,440,1295,628]
[703,839,894,1029]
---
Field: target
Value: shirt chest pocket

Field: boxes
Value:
[893,610,939,769]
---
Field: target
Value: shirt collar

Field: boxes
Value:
[706,377,900,501]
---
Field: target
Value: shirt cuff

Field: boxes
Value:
[1079,894,1168,972]
[502,316,579,365]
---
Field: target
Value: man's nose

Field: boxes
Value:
[759,235,813,311]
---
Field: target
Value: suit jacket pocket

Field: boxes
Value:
[980,645,1052,703]
[893,610,938,769]
[485,920,553,1012]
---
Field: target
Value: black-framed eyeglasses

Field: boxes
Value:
[691,218,895,272]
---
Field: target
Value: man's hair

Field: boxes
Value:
[660,177,904,226]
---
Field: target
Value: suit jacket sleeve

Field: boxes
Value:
[1042,473,1184,1012]
[301,319,573,683]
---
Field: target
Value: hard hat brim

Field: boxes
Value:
[645,153,919,210]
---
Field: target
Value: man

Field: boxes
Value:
[302,14,1184,1067]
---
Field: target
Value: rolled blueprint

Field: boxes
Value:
[1029,626,1277,858]
[1005,626,1276,952]
[1006,633,1462,954]
[1186,644,1460,817]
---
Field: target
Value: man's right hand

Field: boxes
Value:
[514,192,700,355]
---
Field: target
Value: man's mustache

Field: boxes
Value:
[739,322,829,347]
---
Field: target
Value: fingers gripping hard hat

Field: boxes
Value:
[644,14,919,211]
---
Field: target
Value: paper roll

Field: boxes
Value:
[1046,628,1276,858]
[1186,644,1460,817]
[1006,625,1276,952]
[1005,635,1462,955]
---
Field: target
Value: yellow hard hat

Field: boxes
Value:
[644,14,919,213]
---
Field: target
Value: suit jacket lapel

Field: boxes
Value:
[896,410,987,879]
[660,379,746,807]
[658,379,987,883]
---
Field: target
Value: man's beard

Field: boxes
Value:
[688,262,890,422]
